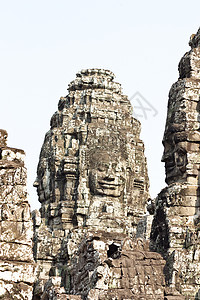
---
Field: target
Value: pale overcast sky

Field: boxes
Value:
[0,0,199,209]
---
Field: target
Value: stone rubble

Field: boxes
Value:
[0,129,35,299]
[68,234,167,300]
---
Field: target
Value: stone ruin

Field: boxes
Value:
[1,27,200,299]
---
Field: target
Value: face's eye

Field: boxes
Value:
[98,166,105,172]
[39,169,45,178]
[98,163,109,172]
[176,148,186,156]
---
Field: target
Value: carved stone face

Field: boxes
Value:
[89,151,125,197]
[33,160,51,203]
[162,138,187,184]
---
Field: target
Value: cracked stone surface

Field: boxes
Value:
[0,129,35,299]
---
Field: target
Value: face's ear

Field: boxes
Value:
[88,170,96,194]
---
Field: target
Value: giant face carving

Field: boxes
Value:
[33,158,51,203]
[89,150,126,197]
[162,136,188,184]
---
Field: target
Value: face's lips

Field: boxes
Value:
[98,181,120,189]
[165,165,174,170]
[166,166,175,173]
[98,179,119,185]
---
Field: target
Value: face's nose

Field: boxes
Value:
[104,166,115,181]
[33,178,39,187]
[161,151,166,162]
[161,147,173,163]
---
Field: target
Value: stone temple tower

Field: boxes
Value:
[150,28,200,298]
[33,69,150,298]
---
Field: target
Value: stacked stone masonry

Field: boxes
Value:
[0,130,35,299]
[1,27,200,300]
